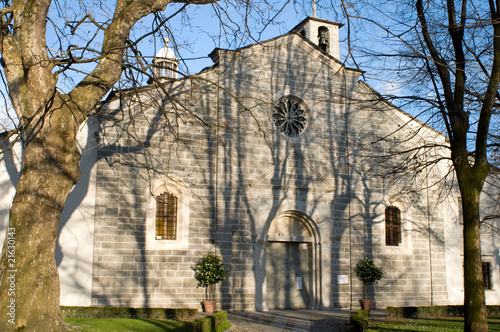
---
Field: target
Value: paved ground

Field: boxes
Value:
[226,309,387,332]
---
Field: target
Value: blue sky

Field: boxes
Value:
[145,1,346,74]
[0,0,396,129]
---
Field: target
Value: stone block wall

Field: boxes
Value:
[91,33,449,311]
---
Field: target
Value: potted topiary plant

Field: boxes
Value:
[355,257,384,310]
[193,253,229,313]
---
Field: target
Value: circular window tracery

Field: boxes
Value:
[272,98,308,137]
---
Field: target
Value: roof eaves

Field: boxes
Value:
[358,80,447,139]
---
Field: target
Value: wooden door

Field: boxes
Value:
[266,242,310,309]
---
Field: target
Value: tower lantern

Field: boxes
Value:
[153,38,179,81]
[291,17,343,60]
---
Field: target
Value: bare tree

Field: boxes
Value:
[338,0,500,330]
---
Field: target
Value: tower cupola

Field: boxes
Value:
[153,38,179,81]
[291,17,343,60]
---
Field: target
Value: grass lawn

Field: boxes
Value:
[64,317,193,332]
[370,317,500,331]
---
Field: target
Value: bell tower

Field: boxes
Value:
[291,17,343,60]
[152,38,179,81]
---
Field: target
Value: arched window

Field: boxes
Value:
[155,192,178,240]
[146,177,190,250]
[385,206,401,246]
[318,26,330,53]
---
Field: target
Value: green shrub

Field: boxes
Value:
[355,258,384,298]
[387,305,500,318]
[190,310,230,332]
[215,321,232,332]
[60,306,198,321]
[355,259,384,283]
[213,311,225,328]
[166,308,198,321]
[488,305,500,317]
[61,306,230,331]
[60,306,131,318]
[350,309,370,332]
[213,311,230,332]
[191,317,212,332]
[386,306,401,318]
[387,306,452,318]
[193,253,229,301]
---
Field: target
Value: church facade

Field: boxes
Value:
[1,17,499,311]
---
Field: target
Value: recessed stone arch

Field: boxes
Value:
[263,210,322,310]
[317,26,330,53]
[266,210,319,242]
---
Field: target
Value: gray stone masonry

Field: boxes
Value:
[92,32,449,310]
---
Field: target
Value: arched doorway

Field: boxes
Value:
[265,211,321,309]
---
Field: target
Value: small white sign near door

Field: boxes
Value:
[337,275,349,284]
[296,277,303,289]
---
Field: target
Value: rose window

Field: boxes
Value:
[272,98,308,137]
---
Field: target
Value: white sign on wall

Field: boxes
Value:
[296,277,303,289]
[337,275,349,284]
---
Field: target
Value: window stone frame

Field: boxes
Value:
[146,176,190,250]
[377,199,412,253]
[272,96,309,137]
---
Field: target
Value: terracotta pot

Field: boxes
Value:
[203,300,216,313]
[360,299,374,310]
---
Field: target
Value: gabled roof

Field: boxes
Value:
[357,80,447,140]
[207,31,361,75]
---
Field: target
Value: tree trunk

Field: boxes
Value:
[462,195,488,332]
[0,103,81,331]
[459,167,488,332]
